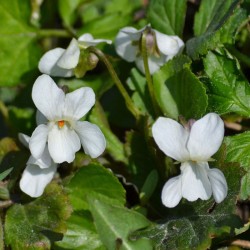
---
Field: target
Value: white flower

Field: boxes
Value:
[19,133,57,198]
[152,113,228,208]
[29,74,106,164]
[115,25,184,74]
[38,33,112,77]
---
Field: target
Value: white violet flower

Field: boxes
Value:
[115,25,184,74]
[152,113,228,208]
[29,74,106,164]
[19,133,57,198]
[39,33,112,77]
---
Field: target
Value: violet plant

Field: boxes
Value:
[0,0,250,249]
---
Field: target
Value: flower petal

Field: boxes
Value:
[29,124,49,159]
[155,31,184,56]
[78,33,112,47]
[74,121,106,158]
[48,124,81,163]
[181,161,212,201]
[63,87,95,120]
[115,27,139,62]
[135,54,166,75]
[27,145,52,169]
[57,38,80,69]
[18,133,30,148]
[208,168,228,203]
[32,74,65,120]
[38,48,74,77]
[20,163,57,197]
[187,113,224,161]
[152,117,189,162]
[36,110,48,125]
[161,175,182,208]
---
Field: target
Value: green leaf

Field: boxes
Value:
[88,197,152,250]
[187,2,247,59]
[0,167,13,181]
[89,102,127,164]
[66,163,125,210]
[55,211,105,250]
[58,72,113,99]
[127,68,154,118]
[153,56,207,120]
[0,0,41,86]
[147,0,187,37]
[223,132,250,199]
[5,183,72,250]
[125,129,158,189]
[77,0,141,39]
[204,50,250,116]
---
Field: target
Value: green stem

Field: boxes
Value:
[88,47,140,119]
[141,31,160,118]
[37,29,71,38]
[227,45,250,68]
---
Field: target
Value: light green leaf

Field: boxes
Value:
[0,0,41,86]
[5,183,72,250]
[223,132,250,199]
[55,211,105,250]
[89,102,127,164]
[204,50,250,116]
[153,56,207,120]
[148,0,187,37]
[88,197,152,250]
[66,163,125,210]
[187,1,247,59]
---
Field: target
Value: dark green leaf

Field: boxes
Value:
[0,0,41,86]
[148,0,187,37]
[5,183,72,250]
[89,102,127,164]
[187,2,247,59]
[127,68,154,118]
[0,167,13,181]
[66,163,125,210]
[204,50,250,116]
[55,211,105,250]
[88,197,152,250]
[153,56,207,120]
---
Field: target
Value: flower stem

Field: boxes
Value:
[141,31,160,118]
[37,29,71,38]
[87,46,140,119]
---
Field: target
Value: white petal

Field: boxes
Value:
[38,48,74,77]
[29,124,49,159]
[161,175,182,208]
[20,163,57,198]
[74,121,106,158]
[63,87,95,120]
[57,38,80,69]
[32,74,65,121]
[155,30,183,56]
[48,124,81,163]
[115,27,139,62]
[36,110,48,125]
[78,33,112,47]
[181,161,212,201]
[152,117,189,162]
[208,168,228,203]
[27,145,52,169]
[18,133,30,148]
[187,113,224,161]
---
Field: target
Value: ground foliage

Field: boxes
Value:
[0,0,250,249]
